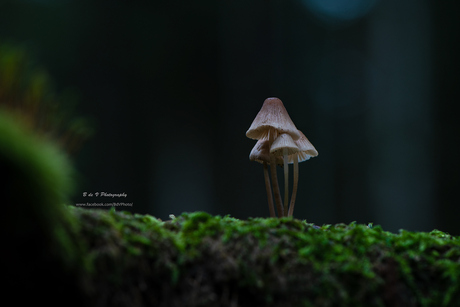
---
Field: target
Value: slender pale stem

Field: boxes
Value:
[263,161,276,217]
[288,157,299,217]
[269,129,284,217]
[283,148,289,217]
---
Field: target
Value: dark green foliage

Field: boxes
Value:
[0,110,84,305]
[0,44,92,304]
[0,110,76,251]
[0,44,93,154]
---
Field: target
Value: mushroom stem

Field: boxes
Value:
[288,157,299,217]
[269,129,284,217]
[283,148,289,217]
[263,161,276,217]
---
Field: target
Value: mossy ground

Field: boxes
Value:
[64,207,460,307]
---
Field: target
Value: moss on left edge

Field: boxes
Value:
[1,111,84,305]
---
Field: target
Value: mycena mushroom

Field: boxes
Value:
[270,133,300,217]
[286,131,318,217]
[246,97,300,217]
[249,138,279,217]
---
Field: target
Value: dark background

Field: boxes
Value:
[1,0,459,234]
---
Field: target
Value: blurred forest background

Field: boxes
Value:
[1,0,459,234]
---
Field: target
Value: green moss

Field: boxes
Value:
[58,208,460,306]
[0,109,77,251]
[1,110,87,305]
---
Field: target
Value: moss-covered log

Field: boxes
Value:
[60,208,458,307]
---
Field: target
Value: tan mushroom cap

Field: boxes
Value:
[270,133,300,156]
[246,97,301,141]
[250,138,284,165]
[287,130,318,163]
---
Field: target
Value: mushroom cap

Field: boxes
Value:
[246,97,300,141]
[288,151,313,163]
[295,130,318,157]
[249,139,270,164]
[287,130,318,163]
[270,133,300,156]
[249,139,284,165]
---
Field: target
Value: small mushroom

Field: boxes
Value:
[246,98,300,217]
[246,98,300,141]
[249,139,276,217]
[249,137,284,166]
[270,133,300,217]
[286,131,318,217]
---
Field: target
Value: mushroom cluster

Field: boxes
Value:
[246,97,318,218]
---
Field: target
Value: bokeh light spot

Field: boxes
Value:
[303,0,379,24]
